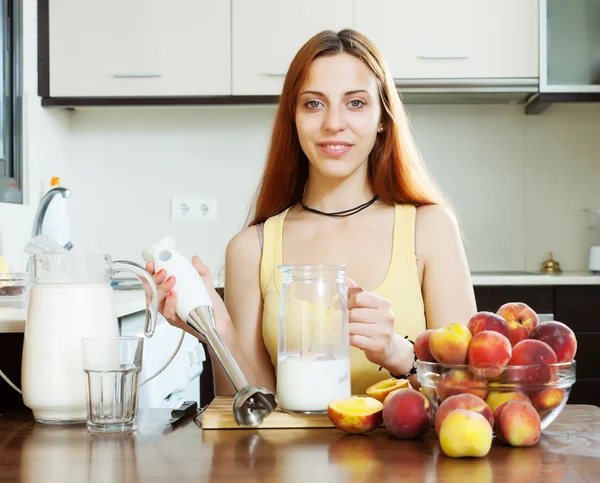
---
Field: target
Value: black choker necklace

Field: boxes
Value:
[300,195,379,218]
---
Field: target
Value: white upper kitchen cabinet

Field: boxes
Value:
[48,0,231,97]
[232,0,354,95]
[355,0,539,80]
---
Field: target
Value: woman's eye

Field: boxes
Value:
[305,100,322,109]
[349,100,365,108]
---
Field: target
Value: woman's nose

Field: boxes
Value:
[322,105,347,132]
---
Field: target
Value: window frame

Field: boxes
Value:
[0,0,23,204]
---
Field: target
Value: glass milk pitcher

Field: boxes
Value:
[21,253,157,424]
[276,265,351,414]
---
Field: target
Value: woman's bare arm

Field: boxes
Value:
[213,226,276,396]
[417,205,477,329]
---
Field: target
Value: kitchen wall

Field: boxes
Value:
[2,3,600,277]
[54,102,600,278]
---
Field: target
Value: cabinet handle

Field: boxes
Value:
[113,73,162,78]
[418,55,469,60]
[260,72,286,77]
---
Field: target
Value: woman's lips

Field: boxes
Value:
[318,143,353,157]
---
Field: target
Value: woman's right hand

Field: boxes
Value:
[145,256,233,341]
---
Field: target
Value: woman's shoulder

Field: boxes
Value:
[226,225,261,263]
[415,204,462,253]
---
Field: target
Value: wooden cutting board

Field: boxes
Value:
[200,396,337,430]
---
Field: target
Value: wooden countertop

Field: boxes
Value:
[1,405,599,482]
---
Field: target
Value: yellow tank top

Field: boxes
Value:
[259,204,426,395]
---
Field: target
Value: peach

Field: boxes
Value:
[429,323,472,365]
[494,400,541,447]
[366,378,410,403]
[468,311,510,339]
[508,339,558,384]
[414,329,437,362]
[382,388,432,440]
[438,409,493,458]
[435,369,488,401]
[529,388,565,411]
[531,321,577,363]
[434,393,494,435]
[485,390,531,413]
[327,396,383,434]
[467,331,512,378]
[496,302,540,346]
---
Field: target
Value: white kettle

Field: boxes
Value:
[21,252,157,424]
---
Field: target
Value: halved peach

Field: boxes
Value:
[327,396,384,434]
[366,378,410,403]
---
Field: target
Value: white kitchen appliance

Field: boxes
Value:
[142,236,277,426]
[583,208,600,272]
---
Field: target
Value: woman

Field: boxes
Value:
[147,29,477,397]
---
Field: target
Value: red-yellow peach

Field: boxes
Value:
[496,302,540,346]
[468,311,511,339]
[439,409,493,458]
[529,388,565,411]
[494,400,541,447]
[327,396,383,434]
[508,339,558,384]
[467,331,512,378]
[434,393,494,435]
[414,329,437,362]
[485,390,531,413]
[429,323,472,365]
[435,369,488,401]
[531,321,577,363]
[382,388,432,440]
[366,378,410,403]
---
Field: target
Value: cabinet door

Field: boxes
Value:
[355,0,538,80]
[49,0,231,97]
[232,0,354,95]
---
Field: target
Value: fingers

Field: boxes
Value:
[348,290,383,310]
[156,275,176,310]
[192,255,215,290]
[349,308,379,324]
[145,261,155,275]
[345,277,359,289]
[349,334,379,352]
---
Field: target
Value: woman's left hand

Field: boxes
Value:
[346,278,396,368]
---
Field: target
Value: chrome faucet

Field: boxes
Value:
[31,187,73,250]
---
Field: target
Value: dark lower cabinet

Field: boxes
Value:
[474,284,600,408]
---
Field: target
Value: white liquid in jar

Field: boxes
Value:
[21,283,120,423]
[276,352,351,413]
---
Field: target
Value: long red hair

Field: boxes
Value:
[246,29,451,227]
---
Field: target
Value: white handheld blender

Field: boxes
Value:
[142,236,277,427]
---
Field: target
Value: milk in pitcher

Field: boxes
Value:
[21,283,120,423]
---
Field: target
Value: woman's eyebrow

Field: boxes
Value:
[299,89,371,97]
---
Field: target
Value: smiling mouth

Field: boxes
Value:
[320,144,351,151]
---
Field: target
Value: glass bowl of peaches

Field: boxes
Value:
[415,305,577,434]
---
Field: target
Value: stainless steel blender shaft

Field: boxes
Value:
[186,306,277,427]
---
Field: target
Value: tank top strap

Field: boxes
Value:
[259,207,291,296]
[395,203,419,284]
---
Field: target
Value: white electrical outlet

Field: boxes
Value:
[171,197,218,221]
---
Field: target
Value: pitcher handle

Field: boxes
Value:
[112,260,158,338]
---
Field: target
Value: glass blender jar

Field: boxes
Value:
[276,264,351,413]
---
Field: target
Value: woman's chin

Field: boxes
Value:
[310,158,366,180]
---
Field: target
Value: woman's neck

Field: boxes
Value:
[302,168,375,213]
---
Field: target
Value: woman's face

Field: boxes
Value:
[295,52,382,182]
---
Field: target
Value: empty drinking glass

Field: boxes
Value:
[81,337,143,433]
